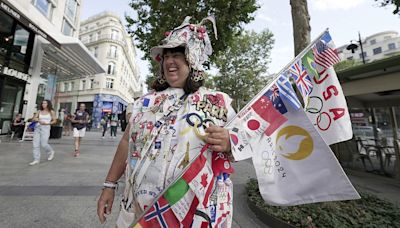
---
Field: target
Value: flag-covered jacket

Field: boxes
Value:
[118,86,236,228]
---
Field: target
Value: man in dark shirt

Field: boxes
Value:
[71,103,89,157]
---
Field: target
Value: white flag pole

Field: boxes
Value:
[225,28,329,127]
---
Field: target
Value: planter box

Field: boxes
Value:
[247,198,295,228]
[50,126,63,139]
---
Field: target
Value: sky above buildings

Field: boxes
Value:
[81,0,400,81]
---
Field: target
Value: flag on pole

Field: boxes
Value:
[298,31,352,145]
[288,60,314,98]
[228,75,360,205]
[301,49,320,80]
[312,31,340,69]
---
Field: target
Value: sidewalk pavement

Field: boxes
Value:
[345,168,400,205]
[0,130,265,228]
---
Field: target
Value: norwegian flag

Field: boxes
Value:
[143,197,180,228]
[289,60,313,98]
[313,31,341,69]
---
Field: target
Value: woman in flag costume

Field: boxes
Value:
[97,16,236,228]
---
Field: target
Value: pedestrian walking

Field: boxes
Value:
[71,103,89,157]
[97,17,235,227]
[29,100,57,165]
[63,108,72,136]
[101,115,108,139]
[110,113,118,138]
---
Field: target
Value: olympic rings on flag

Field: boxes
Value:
[305,96,324,114]
[316,111,332,131]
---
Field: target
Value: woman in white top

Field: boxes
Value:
[29,100,57,166]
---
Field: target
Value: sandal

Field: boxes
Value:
[73,149,80,157]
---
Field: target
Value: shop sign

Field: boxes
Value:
[0,64,30,81]
[0,1,60,48]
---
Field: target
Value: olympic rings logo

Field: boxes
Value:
[186,113,215,129]
[305,96,332,131]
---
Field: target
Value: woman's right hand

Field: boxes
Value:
[97,188,115,224]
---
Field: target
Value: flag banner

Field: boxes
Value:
[229,83,289,161]
[228,75,360,205]
[295,31,352,145]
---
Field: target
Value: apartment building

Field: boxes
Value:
[337,31,400,63]
[55,11,142,128]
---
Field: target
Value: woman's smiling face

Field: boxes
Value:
[162,49,190,88]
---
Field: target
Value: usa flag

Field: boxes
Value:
[313,31,341,69]
[289,60,313,98]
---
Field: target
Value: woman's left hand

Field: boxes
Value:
[205,125,231,153]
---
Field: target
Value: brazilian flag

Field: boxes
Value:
[301,49,319,80]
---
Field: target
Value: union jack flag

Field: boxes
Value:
[313,31,341,69]
[289,60,313,98]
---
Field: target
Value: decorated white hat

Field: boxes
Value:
[150,16,218,72]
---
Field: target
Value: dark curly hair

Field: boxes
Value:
[40,99,53,111]
[151,46,204,94]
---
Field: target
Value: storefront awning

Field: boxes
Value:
[41,34,105,79]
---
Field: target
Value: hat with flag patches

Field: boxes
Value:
[150,16,218,74]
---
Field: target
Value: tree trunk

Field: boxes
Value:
[290,0,311,56]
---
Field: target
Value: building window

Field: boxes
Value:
[373,47,382,55]
[111,30,119,40]
[89,34,93,42]
[64,0,78,23]
[109,45,117,58]
[80,80,86,90]
[106,78,114,89]
[370,39,376,45]
[33,0,52,18]
[388,43,396,50]
[359,52,367,59]
[90,79,94,89]
[94,46,98,58]
[62,19,74,36]
[107,62,116,75]
[59,83,65,92]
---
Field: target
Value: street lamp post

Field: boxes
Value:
[346,32,366,64]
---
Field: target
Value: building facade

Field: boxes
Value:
[0,0,104,134]
[337,31,400,63]
[55,11,142,128]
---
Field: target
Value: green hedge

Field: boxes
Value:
[246,178,400,227]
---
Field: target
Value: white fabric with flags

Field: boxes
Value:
[227,75,360,206]
[294,31,353,145]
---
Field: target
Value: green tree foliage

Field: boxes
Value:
[213,30,274,111]
[334,59,359,72]
[375,0,400,14]
[126,0,259,76]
